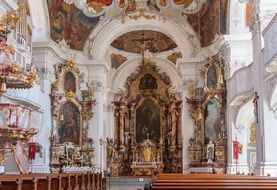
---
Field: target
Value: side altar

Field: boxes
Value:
[186,56,227,174]
[49,59,96,172]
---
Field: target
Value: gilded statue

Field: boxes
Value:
[250,122,256,144]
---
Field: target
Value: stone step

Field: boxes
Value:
[106,176,153,190]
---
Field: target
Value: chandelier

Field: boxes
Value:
[0,3,37,93]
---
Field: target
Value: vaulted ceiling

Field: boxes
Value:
[46,0,228,51]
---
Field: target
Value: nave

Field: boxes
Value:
[1,0,277,190]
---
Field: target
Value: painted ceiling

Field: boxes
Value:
[111,30,177,54]
[46,0,228,50]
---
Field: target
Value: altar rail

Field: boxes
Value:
[0,172,106,190]
[146,173,277,190]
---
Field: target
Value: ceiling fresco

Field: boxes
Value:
[111,30,177,54]
[47,0,100,50]
[46,0,228,50]
[188,0,228,46]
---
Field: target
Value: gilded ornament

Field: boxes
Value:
[66,59,76,69]
[0,12,19,31]
[51,80,58,91]
[250,122,256,144]
[10,63,22,75]
[65,91,75,101]
[128,9,156,21]
[0,153,5,165]
[188,84,197,98]
[25,66,37,86]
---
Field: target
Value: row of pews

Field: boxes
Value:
[146,173,277,190]
[0,172,106,190]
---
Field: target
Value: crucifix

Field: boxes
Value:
[253,91,259,124]
[146,131,150,140]
[133,33,154,66]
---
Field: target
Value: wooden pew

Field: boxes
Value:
[0,172,106,190]
[148,174,277,190]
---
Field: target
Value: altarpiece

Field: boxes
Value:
[109,60,183,176]
[186,56,227,173]
[50,59,95,172]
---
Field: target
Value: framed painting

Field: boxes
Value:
[206,64,218,89]
[204,98,221,142]
[64,71,76,92]
[59,102,80,145]
[135,98,160,143]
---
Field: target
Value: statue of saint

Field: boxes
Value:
[207,141,214,164]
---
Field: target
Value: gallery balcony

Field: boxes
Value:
[228,63,254,107]
[263,13,277,79]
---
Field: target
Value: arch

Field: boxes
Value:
[85,16,200,61]
[111,57,183,92]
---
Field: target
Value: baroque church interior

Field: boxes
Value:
[0,0,277,189]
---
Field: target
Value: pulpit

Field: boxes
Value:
[131,138,163,176]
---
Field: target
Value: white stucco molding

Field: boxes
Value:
[85,16,200,62]
[268,76,277,118]
[28,0,50,42]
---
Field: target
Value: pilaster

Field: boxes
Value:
[86,61,108,172]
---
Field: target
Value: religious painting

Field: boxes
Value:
[204,98,221,142]
[64,71,76,92]
[59,102,80,145]
[187,0,228,46]
[110,53,127,69]
[136,98,160,143]
[139,73,158,90]
[173,0,193,7]
[87,0,113,14]
[158,0,167,7]
[46,0,100,50]
[125,0,137,13]
[167,52,182,64]
[147,0,160,12]
[207,65,217,89]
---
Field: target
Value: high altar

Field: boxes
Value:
[109,58,183,176]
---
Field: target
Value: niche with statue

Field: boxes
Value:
[186,56,227,174]
[50,59,96,172]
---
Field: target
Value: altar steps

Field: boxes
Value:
[106,176,153,190]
